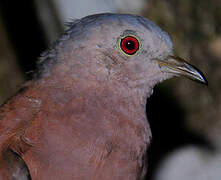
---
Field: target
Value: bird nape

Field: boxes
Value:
[0,13,207,180]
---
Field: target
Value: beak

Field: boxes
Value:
[156,55,208,85]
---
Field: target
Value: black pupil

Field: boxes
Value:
[125,40,135,50]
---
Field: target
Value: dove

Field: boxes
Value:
[0,13,207,180]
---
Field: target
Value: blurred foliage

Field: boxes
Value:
[144,0,221,145]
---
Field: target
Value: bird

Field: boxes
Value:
[0,13,207,180]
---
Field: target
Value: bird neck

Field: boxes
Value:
[34,70,151,138]
[37,71,150,108]
[33,60,155,123]
[35,46,156,114]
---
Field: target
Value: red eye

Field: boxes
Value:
[120,36,139,55]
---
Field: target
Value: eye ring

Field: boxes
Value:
[119,35,140,56]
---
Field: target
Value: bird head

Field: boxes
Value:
[38,13,207,93]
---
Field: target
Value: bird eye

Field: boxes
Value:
[120,36,140,55]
